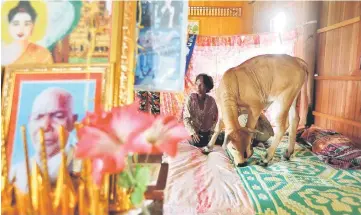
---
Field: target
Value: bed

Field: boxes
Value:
[163,136,361,215]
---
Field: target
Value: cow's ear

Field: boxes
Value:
[248,128,264,135]
[239,127,264,135]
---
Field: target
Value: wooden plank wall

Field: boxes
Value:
[188,1,253,35]
[314,1,361,144]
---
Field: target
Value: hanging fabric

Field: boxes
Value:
[160,30,300,124]
[185,34,197,74]
[136,91,160,115]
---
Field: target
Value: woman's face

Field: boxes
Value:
[196,76,207,95]
[9,12,34,41]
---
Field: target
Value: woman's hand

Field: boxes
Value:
[191,134,200,143]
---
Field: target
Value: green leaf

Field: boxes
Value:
[130,186,144,206]
[135,165,150,191]
[117,172,134,189]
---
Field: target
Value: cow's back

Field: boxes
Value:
[237,54,306,98]
[216,54,307,108]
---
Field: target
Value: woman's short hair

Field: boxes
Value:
[8,1,37,22]
[196,73,214,93]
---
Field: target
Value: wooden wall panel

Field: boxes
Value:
[187,16,243,35]
[189,1,241,7]
[188,1,252,35]
[314,1,361,144]
[319,1,360,28]
[355,82,361,139]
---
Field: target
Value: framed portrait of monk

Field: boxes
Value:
[1,63,114,192]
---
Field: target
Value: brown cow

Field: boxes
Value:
[202,54,308,167]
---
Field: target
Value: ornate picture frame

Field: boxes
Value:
[133,0,188,92]
[1,63,114,184]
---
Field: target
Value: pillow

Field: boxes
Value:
[297,125,361,170]
[297,125,338,148]
[238,112,274,142]
[316,143,361,170]
[255,113,274,142]
[257,113,274,136]
[299,125,359,150]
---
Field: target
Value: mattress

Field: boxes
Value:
[164,136,361,215]
[163,142,254,215]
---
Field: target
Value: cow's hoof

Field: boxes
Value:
[246,147,254,159]
[283,150,293,161]
[237,162,248,167]
[257,159,268,167]
[201,146,213,155]
[282,155,290,161]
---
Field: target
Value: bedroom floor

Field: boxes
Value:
[163,136,361,215]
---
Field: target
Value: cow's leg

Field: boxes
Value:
[201,118,224,154]
[245,107,262,159]
[222,133,229,150]
[209,118,224,148]
[284,97,299,160]
[259,99,291,166]
[222,99,245,166]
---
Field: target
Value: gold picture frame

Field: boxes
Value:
[0,1,139,213]
[110,1,137,107]
[1,63,114,157]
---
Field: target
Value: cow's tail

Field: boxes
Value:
[295,57,309,127]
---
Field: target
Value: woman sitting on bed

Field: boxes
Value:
[183,73,275,149]
[183,74,218,147]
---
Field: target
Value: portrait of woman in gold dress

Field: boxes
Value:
[1,0,53,65]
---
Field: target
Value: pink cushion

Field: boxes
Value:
[297,125,361,169]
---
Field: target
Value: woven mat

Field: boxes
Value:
[230,136,361,215]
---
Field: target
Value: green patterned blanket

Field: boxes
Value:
[232,136,361,215]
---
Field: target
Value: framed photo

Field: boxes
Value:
[188,20,200,35]
[1,63,113,192]
[134,0,188,92]
[1,0,113,66]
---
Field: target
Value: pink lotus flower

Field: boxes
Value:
[129,115,190,157]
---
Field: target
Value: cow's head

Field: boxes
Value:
[224,127,263,146]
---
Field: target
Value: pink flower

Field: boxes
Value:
[91,155,125,185]
[75,103,154,184]
[111,103,155,153]
[75,102,189,185]
[129,115,190,157]
[81,110,114,134]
